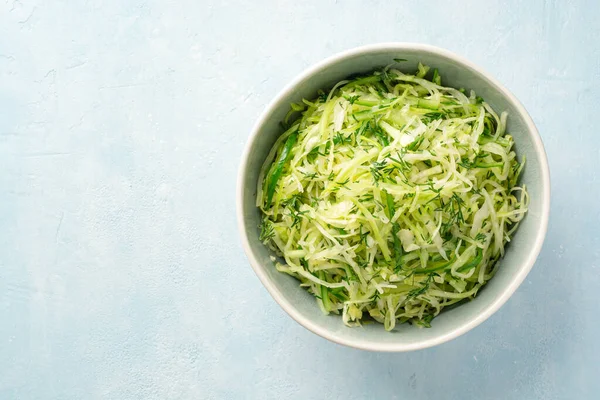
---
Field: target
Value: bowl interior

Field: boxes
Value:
[238,45,548,350]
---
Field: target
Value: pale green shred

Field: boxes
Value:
[257,63,529,331]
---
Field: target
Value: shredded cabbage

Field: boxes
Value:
[257,63,529,330]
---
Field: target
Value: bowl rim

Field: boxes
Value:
[236,42,551,352]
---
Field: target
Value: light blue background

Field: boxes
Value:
[1,1,598,399]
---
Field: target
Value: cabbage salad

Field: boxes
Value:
[257,63,528,330]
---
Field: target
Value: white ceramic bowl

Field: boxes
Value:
[237,43,550,352]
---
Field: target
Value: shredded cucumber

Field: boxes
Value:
[257,63,529,330]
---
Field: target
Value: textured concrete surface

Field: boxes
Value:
[1,0,598,399]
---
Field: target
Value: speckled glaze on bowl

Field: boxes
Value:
[237,43,550,352]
